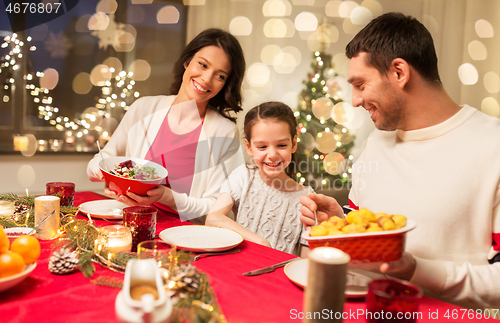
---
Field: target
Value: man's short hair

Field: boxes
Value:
[346,12,441,83]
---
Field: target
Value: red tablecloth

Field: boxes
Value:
[0,192,497,322]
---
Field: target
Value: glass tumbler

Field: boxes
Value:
[366,279,423,323]
[46,182,76,207]
[123,206,157,252]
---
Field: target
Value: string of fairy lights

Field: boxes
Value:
[1,33,139,146]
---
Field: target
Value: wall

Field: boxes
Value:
[0,154,104,195]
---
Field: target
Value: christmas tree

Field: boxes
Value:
[295,51,355,190]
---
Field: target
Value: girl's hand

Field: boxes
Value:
[117,185,166,206]
[299,192,344,228]
[104,183,117,197]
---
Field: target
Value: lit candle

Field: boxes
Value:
[34,195,60,240]
[97,225,132,253]
[0,200,15,217]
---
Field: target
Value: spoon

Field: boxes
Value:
[96,140,109,172]
[28,210,56,235]
[314,210,318,227]
[193,248,241,261]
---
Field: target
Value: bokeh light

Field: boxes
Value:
[361,0,382,17]
[40,68,59,90]
[183,0,206,5]
[312,97,334,120]
[17,164,36,187]
[157,6,180,24]
[264,18,294,38]
[20,135,37,158]
[295,12,318,31]
[96,0,118,14]
[481,97,500,117]
[273,46,301,74]
[90,64,112,86]
[132,0,153,3]
[468,40,487,60]
[247,63,271,86]
[325,0,342,17]
[332,102,355,124]
[73,72,93,95]
[113,31,136,52]
[81,107,102,130]
[475,19,494,38]
[350,6,372,25]
[338,0,358,18]
[263,0,291,17]
[293,0,314,5]
[343,15,363,34]
[316,131,337,154]
[229,16,253,35]
[316,24,339,43]
[326,76,350,100]
[484,71,500,93]
[88,12,109,30]
[324,152,346,175]
[103,57,123,75]
[100,117,119,138]
[307,32,329,52]
[458,63,478,85]
[422,14,439,34]
[261,44,282,65]
[129,59,151,81]
[127,5,145,24]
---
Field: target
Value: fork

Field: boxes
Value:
[193,248,241,261]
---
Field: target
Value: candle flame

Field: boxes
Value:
[26,188,29,196]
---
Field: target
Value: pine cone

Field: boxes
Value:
[49,248,79,275]
[14,203,29,215]
[168,263,200,297]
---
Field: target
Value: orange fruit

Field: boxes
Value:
[10,235,41,264]
[0,251,25,278]
[0,227,9,253]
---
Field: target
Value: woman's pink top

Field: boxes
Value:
[145,113,203,214]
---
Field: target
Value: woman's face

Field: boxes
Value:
[177,45,231,110]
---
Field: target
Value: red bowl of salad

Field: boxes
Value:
[99,157,168,196]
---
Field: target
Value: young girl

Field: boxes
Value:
[206,101,313,255]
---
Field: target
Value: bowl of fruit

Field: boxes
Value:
[0,227,40,292]
[99,157,168,196]
[303,208,416,263]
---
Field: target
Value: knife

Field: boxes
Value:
[242,258,298,276]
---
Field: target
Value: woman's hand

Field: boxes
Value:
[117,185,168,207]
[299,193,344,228]
[104,183,117,197]
[349,252,417,281]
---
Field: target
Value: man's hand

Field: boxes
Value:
[349,252,417,281]
[299,193,344,228]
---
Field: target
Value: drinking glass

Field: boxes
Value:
[366,279,423,323]
[46,182,76,207]
[123,206,157,252]
[137,240,171,268]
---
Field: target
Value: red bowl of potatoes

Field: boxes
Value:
[303,208,416,263]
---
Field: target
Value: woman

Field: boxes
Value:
[87,28,246,223]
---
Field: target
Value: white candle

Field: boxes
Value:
[34,195,60,240]
[0,200,15,217]
[97,225,132,253]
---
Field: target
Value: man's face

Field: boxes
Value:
[347,52,406,131]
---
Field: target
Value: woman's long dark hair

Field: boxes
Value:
[169,28,246,122]
[244,101,298,180]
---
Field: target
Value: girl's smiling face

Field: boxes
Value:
[245,119,297,181]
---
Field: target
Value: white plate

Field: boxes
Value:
[284,259,372,298]
[79,200,128,220]
[0,262,37,293]
[159,226,244,252]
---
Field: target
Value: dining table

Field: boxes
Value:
[0,191,498,323]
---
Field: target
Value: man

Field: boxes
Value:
[300,12,500,309]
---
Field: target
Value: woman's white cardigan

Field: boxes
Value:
[87,95,244,223]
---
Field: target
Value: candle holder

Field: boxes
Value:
[46,182,75,207]
[34,195,60,240]
[366,279,423,323]
[123,206,157,252]
[0,200,15,217]
[96,225,132,253]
